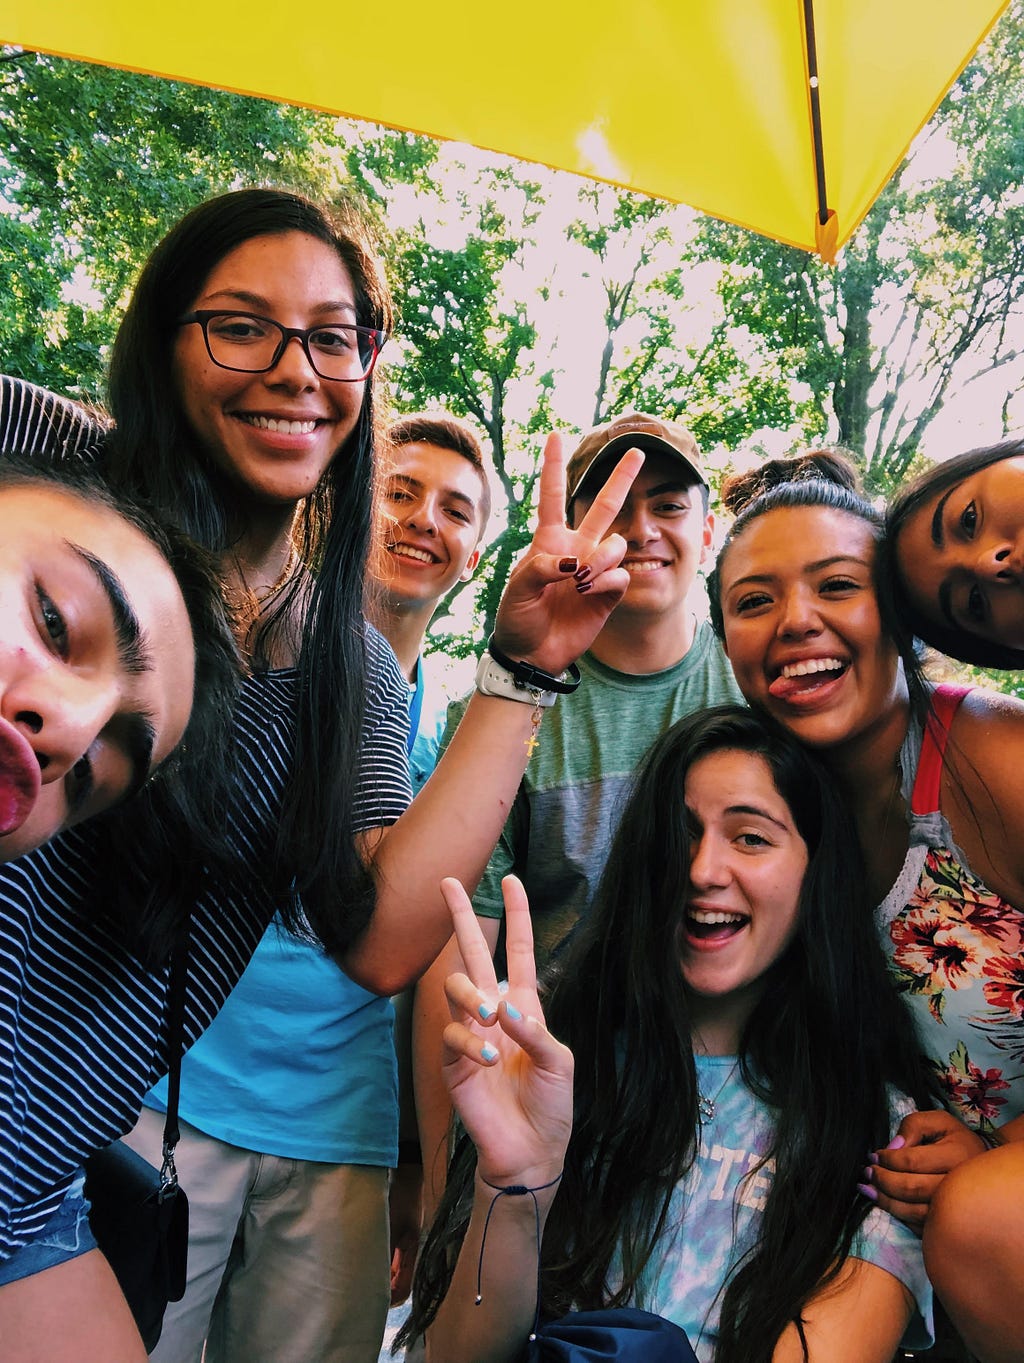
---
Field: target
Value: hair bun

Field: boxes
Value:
[721,449,861,515]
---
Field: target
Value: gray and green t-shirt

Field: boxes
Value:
[448,621,742,969]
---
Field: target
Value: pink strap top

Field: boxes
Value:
[910,684,972,816]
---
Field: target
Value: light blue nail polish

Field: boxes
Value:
[497,980,509,996]
[481,1043,499,1062]
[478,1002,496,1020]
[504,1002,523,1021]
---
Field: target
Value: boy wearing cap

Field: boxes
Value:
[414,412,741,1207]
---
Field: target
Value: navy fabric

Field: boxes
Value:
[526,1307,698,1362]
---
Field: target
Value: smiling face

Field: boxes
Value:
[173,231,366,510]
[571,450,713,621]
[719,506,903,752]
[0,484,195,861]
[377,441,485,609]
[679,749,808,1040]
[895,455,1024,652]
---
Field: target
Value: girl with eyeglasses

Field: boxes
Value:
[0,188,639,1362]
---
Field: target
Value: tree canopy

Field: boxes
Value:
[2,16,1023,681]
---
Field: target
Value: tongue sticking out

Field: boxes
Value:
[768,665,846,701]
[687,916,746,943]
[0,724,41,836]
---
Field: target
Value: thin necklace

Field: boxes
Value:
[692,1028,740,1120]
[696,1058,739,1121]
[233,543,299,609]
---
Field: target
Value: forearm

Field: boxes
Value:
[994,1112,1024,1143]
[415,918,502,1219]
[414,944,461,1217]
[345,692,536,993]
[426,1173,557,1363]
[772,1260,913,1363]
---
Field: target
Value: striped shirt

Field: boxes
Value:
[0,374,107,463]
[0,377,412,1259]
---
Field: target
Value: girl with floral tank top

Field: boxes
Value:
[708,450,1024,1363]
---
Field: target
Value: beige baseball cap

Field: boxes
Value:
[565,412,706,510]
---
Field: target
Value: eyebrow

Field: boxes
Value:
[69,543,158,789]
[931,485,956,550]
[644,480,694,499]
[726,803,791,831]
[387,473,477,516]
[938,577,957,629]
[202,289,357,318]
[727,554,870,589]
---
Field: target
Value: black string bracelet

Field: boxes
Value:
[475,1171,563,1338]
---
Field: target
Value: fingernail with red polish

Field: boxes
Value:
[576,581,593,594]
[559,557,578,574]
[857,1182,878,1202]
[574,565,591,583]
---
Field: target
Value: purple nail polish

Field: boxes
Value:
[857,1182,878,1202]
[861,1166,874,1182]
[867,1152,879,1166]
[886,1135,906,1151]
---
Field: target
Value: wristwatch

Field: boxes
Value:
[474,651,558,706]
[474,635,582,706]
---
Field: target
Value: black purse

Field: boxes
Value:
[84,938,189,1353]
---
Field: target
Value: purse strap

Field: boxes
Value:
[158,926,189,1199]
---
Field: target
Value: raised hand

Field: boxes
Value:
[492,432,643,677]
[440,875,573,1190]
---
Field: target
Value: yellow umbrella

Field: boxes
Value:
[0,0,1009,260]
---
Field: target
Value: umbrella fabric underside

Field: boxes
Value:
[0,0,1010,257]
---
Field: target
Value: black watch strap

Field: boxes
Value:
[486,635,582,695]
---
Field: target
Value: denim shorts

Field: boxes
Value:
[0,1174,98,1286]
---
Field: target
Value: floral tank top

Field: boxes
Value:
[877,685,1024,1131]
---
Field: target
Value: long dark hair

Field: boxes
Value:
[105,188,395,952]
[0,458,241,961]
[408,707,935,1363]
[884,438,1024,670]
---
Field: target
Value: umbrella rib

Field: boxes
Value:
[802,0,831,227]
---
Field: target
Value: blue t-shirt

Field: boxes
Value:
[144,646,456,1166]
[630,1056,933,1362]
[408,652,458,796]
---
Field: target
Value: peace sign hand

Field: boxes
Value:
[440,875,573,1191]
[492,432,643,678]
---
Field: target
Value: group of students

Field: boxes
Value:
[0,183,1022,1363]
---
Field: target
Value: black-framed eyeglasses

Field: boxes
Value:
[179,310,386,382]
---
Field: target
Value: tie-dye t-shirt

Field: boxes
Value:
[629,1056,933,1362]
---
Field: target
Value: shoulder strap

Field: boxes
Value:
[911,684,972,816]
[159,927,189,1192]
